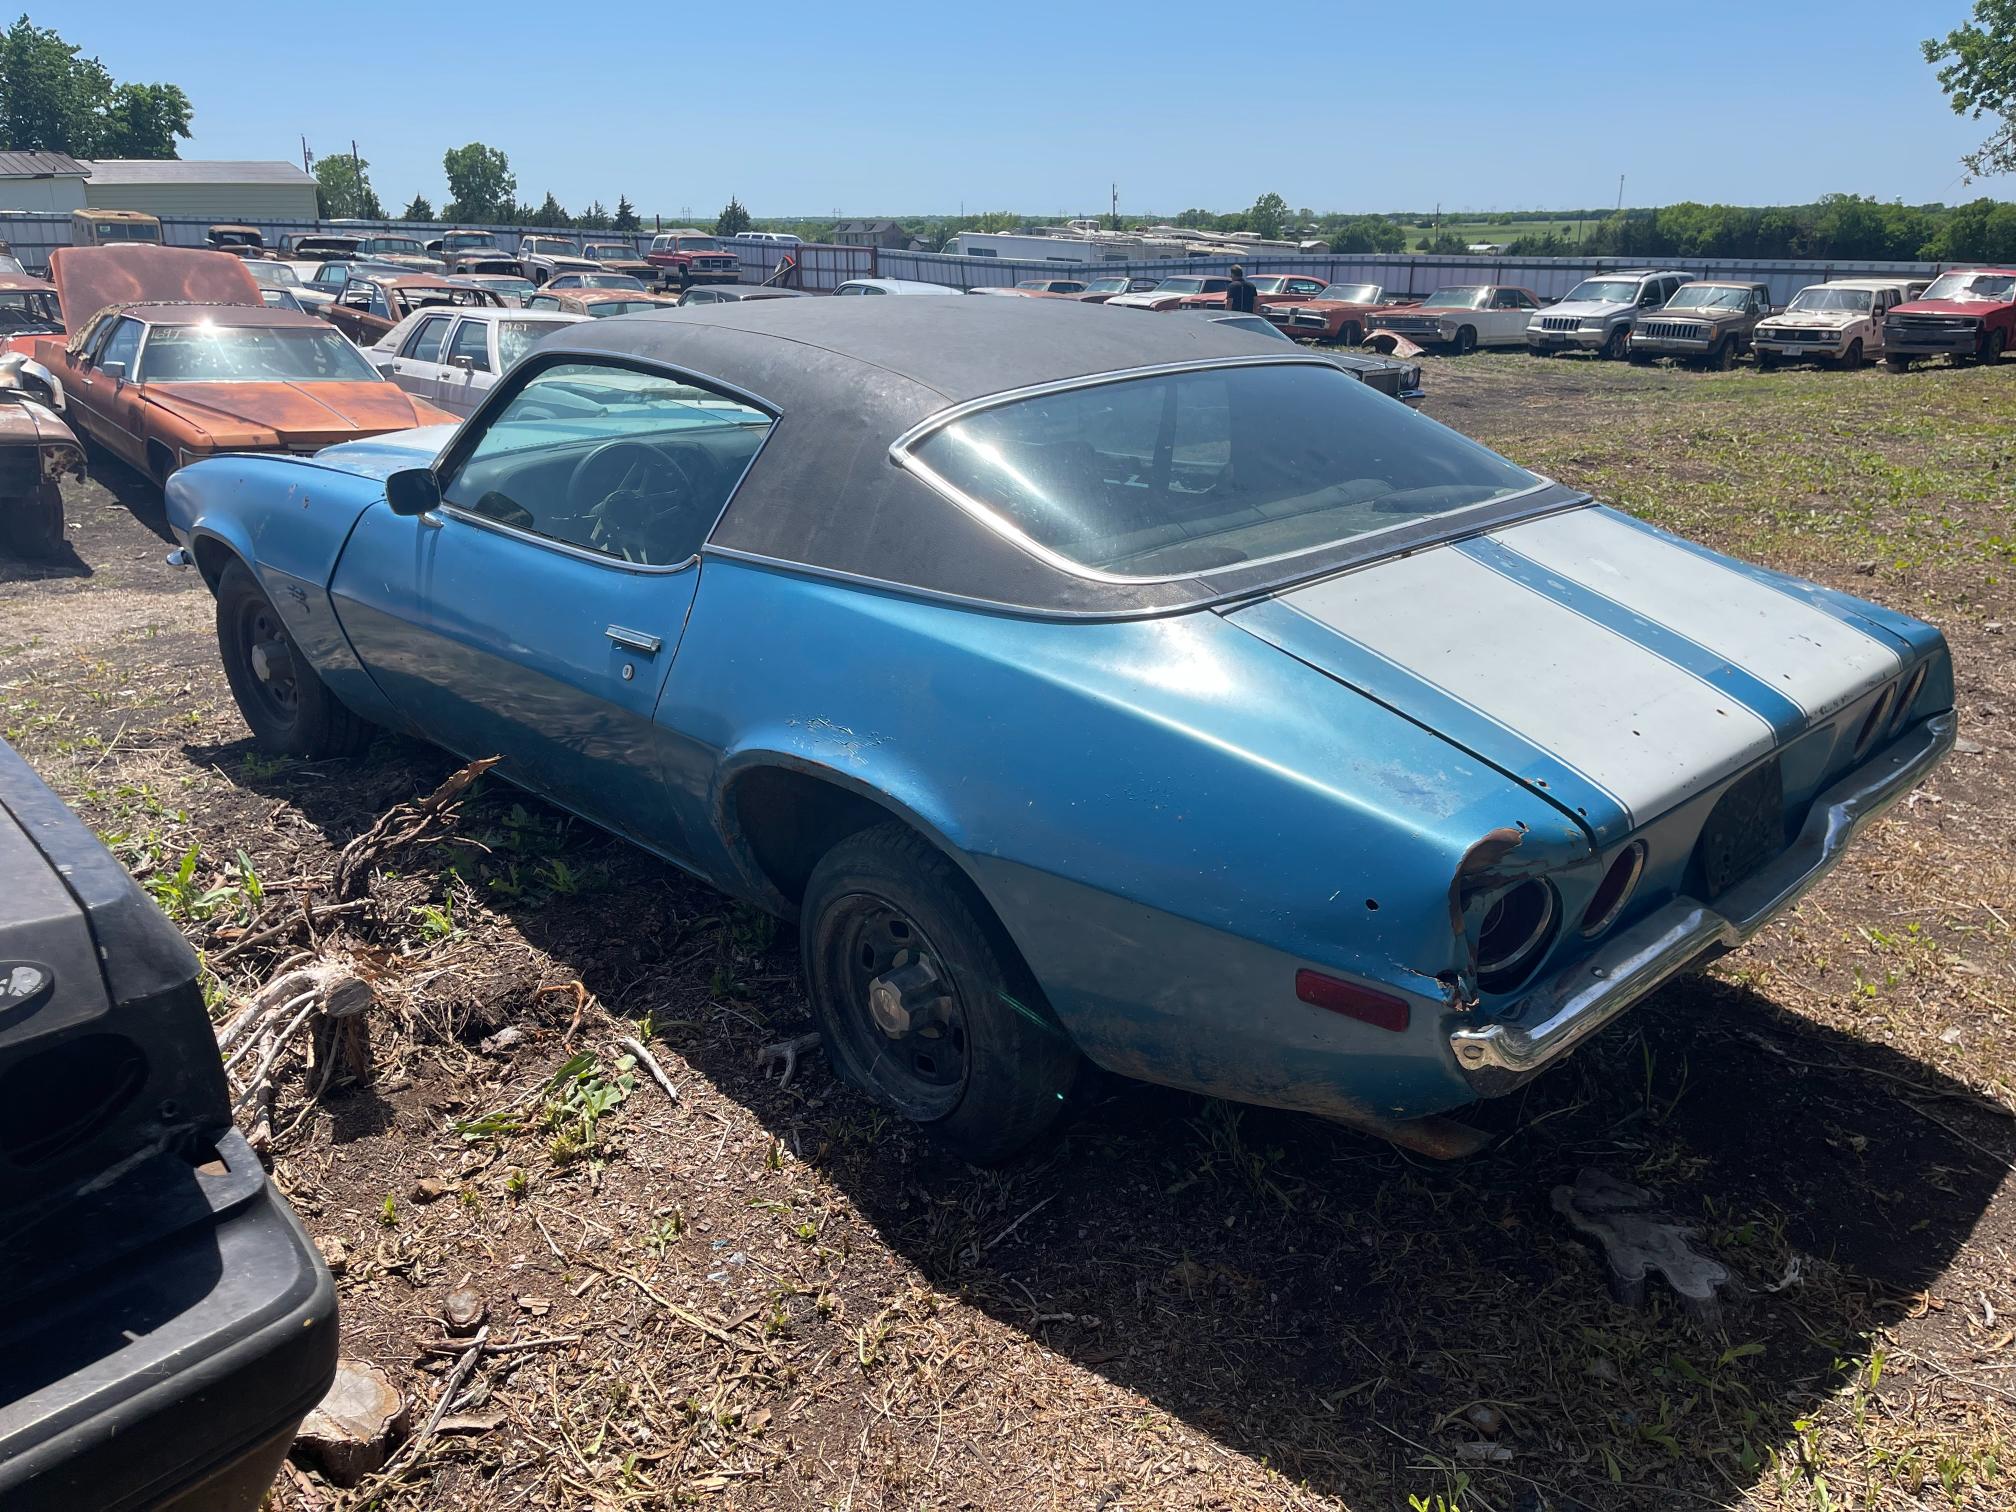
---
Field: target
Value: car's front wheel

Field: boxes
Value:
[1600,325,1629,361]
[215,560,373,758]
[802,822,1082,1164]
[1838,338,1864,370]
[1451,325,1478,355]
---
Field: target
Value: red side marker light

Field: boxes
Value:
[1295,970,1410,1032]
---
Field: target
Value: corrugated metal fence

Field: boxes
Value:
[2,211,1957,304]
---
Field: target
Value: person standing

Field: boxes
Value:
[1224,264,1258,313]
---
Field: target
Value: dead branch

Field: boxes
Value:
[756,1032,822,1089]
[332,756,501,900]
[619,1035,679,1105]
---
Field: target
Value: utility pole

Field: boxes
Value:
[301,136,312,175]
[1616,174,1625,214]
[1110,181,1118,229]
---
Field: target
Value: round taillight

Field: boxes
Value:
[1889,663,1927,737]
[1851,683,1896,759]
[1580,841,1647,938]
[1474,879,1558,994]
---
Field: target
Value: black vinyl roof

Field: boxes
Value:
[533,298,1567,617]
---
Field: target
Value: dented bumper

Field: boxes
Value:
[1449,711,1954,1093]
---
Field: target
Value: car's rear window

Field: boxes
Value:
[907,362,1539,578]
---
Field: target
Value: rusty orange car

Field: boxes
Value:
[522,287,679,318]
[33,245,454,485]
[1178,273,1331,311]
[1262,282,1419,345]
[322,273,504,345]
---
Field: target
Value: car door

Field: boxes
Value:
[329,354,776,858]
[69,316,148,467]
[436,316,494,416]
[326,280,374,341]
[1869,289,1893,351]
[1484,289,1529,345]
[387,312,455,406]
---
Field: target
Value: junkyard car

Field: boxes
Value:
[353,235,443,273]
[279,234,364,263]
[1073,276,1161,304]
[367,305,587,415]
[450,270,539,306]
[1184,309,1426,406]
[0,737,337,1509]
[205,224,270,258]
[831,279,964,297]
[0,274,64,352]
[1525,269,1693,359]
[1104,276,1233,311]
[1881,267,2016,369]
[969,279,1090,298]
[1628,281,1775,369]
[427,230,510,275]
[1753,279,1925,369]
[1265,281,1414,345]
[677,285,808,306]
[0,354,86,556]
[644,231,740,288]
[1369,285,1544,353]
[518,236,602,288]
[1179,274,1329,311]
[523,288,678,317]
[540,272,649,293]
[32,246,453,484]
[163,298,1953,1162]
[579,240,655,282]
[323,274,505,345]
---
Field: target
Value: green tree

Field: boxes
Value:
[442,142,516,222]
[98,82,191,158]
[314,153,383,220]
[401,193,434,221]
[613,194,640,232]
[1172,207,1216,228]
[1246,190,1290,240]
[714,196,751,236]
[1926,2,2016,177]
[0,17,111,154]
[528,191,569,228]
[578,199,610,231]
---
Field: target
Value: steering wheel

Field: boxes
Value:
[566,440,696,563]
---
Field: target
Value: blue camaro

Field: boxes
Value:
[166,298,1953,1162]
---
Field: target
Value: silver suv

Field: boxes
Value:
[1526,269,1694,359]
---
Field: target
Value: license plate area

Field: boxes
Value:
[1699,757,1785,898]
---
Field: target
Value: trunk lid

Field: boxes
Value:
[1224,505,1907,844]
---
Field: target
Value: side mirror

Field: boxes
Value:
[99,360,128,383]
[450,354,475,373]
[385,468,441,517]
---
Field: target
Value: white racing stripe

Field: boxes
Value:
[1283,550,1777,824]
[1490,510,1900,718]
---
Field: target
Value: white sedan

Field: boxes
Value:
[366,306,587,416]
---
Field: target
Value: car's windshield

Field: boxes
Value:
[583,299,663,317]
[365,238,424,255]
[1786,286,1872,313]
[1666,285,1752,311]
[1155,278,1208,294]
[1422,286,1488,308]
[1248,277,1293,293]
[247,262,302,287]
[445,233,498,250]
[531,239,579,254]
[1920,271,2016,302]
[139,324,383,384]
[1316,283,1381,303]
[676,237,720,252]
[495,318,572,369]
[471,275,535,296]
[1564,279,1642,304]
[909,362,1539,578]
[1084,278,1129,293]
[584,246,633,261]
[580,273,645,290]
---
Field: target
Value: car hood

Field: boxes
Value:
[1105,291,1182,307]
[1891,297,2007,317]
[303,423,457,478]
[51,244,261,340]
[1537,299,1630,320]
[1224,504,1907,844]
[1762,310,1860,328]
[145,381,440,441]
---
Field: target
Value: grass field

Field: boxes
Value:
[3,353,2011,1511]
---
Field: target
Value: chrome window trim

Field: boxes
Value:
[432,348,782,576]
[886,355,1553,588]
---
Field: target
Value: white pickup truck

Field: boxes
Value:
[1752,279,1929,369]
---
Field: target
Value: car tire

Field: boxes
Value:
[1839,339,1864,371]
[1452,325,1477,355]
[1986,329,2008,364]
[801,821,1083,1165]
[1528,345,1554,357]
[1885,355,1913,373]
[1338,322,1362,347]
[1706,339,1735,372]
[215,560,373,759]
[1756,352,1780,372]
[1,482,64,558]
[1600,325,1630,361]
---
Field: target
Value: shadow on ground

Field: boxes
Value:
[205,736,2011,1511]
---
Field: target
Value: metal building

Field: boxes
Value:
[80,160,318,222]
[0,152,91,213]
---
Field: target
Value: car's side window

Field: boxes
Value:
[402,314,453,361]
[97,317,144,375]
[439,360,774,567]
[527,295,559,310]
[448,319,491,373]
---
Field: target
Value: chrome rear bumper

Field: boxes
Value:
[1449,712,1954,1092]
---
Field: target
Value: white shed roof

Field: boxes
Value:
[82,159,316,188]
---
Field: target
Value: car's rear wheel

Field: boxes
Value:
[1600,325,1629,361]
[1452,325,1478,355]
[215,560,373,759]
[802,822,1082,1164]
[0,483,64,558]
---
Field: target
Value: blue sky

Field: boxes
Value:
[63,0,2016,219]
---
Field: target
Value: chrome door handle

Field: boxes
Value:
[606,625,661,655]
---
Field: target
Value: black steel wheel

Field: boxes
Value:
[215,560,373,758]
[1451,325,1478,355]
[802,822,1082,1163]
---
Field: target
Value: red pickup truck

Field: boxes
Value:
[1882,267,2016,370]
[645,231,740,289]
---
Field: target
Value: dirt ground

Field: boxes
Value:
[5,353,2013,1512]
